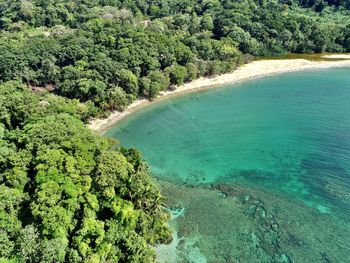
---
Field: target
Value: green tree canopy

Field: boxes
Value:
[0,81,171,262]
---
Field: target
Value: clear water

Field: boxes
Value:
[106,68,350,262]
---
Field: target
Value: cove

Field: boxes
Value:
[105,68,350,262]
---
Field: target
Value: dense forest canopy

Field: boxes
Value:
[0,0,349,112]
[0,0,350,262]
[0,81,171,262]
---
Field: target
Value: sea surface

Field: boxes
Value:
[106,68,350,263]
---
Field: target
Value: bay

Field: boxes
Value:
[106,68,350,262]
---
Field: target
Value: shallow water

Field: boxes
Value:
[106,68,350,262]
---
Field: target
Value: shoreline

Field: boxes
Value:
[88,55,350,134]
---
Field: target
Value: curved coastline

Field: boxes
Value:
[108,63,350,263]
[88,55,350,134]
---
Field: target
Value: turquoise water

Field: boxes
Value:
[106,68,350,262]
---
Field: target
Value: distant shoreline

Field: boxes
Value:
[88,54,350,134]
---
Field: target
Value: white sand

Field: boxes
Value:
[88,56,350,133]
[321,54,350,59]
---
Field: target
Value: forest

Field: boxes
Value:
[0,81,171,262]
[0,0,350,262]
[0,0,350,113]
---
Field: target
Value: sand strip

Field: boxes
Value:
[88,55,350,134]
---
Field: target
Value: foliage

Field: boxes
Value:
[1,1,350,261]
[0,82,171,262]
[0,0,348,111]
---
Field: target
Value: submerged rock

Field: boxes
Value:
[319,252,332,263]
[214,184,240,197]
[286,232,306,248]
[251,232,260,248]
[218,191,228,198]
[325,181,350,201]
[158,180,350,263]
[255,206,266,219]
[166,207,185,219]
[278,253,292,263]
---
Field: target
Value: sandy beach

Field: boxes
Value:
[88,54,350,134]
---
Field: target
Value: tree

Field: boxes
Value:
[168,64,188,85]
[116,69,139,96]
[207,60,225,76]
[0,81,171,262]
[0,0,350,261]
[145,70,170,97]
[98,86,130,111]
[16,225,40,263]
[186,62,198,81]
[201,14,214,31]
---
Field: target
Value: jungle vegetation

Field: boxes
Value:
[0,0,350,262]
[0,81,171,262]
[0,0,349,113]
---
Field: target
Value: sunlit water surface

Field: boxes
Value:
[106,69,350,262]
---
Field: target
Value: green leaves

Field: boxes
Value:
[2,1,348,262]
[116,69,139,96]
[168,64,188,85]
[16,225,40,263]
[0,81,170,262]
[0,0,349,115]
